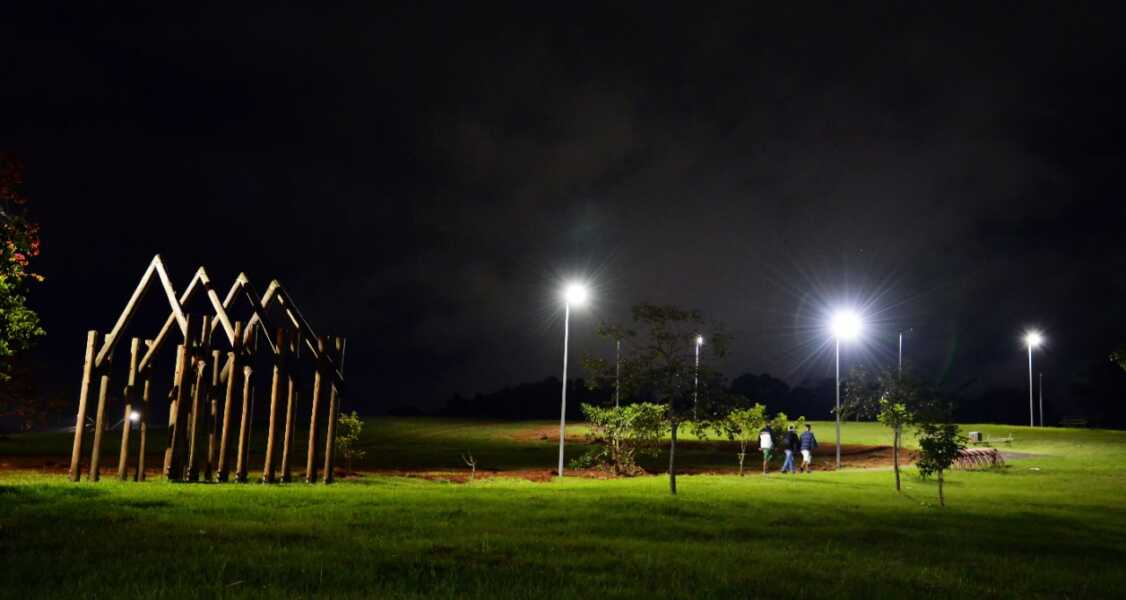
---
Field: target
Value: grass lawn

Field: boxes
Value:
[1,420,1125,598]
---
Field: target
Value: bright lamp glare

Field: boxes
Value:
[562,282,589,307]
[129,411,140,422]
[695,335,704,346]
[830,310,863,341]
[1025,331,1043,348]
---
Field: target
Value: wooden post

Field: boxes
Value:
[187,317,210,481]
[323,337,346,484]
[281,331,301,483]
[262,327,285,483]
[136,358,151,482]
[117,338,140,480]
[166,313,193,481]
[69,331,99,482]
[89,365,112,482]
[235,363,252,483]
[217,321,242,482]
[305,336,325,483]
[206,349,220,481]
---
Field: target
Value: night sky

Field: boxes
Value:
[4,4,1125,420]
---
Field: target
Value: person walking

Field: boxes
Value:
[799,423,818,473]
[780,425,800,474]
[759,425,774,475]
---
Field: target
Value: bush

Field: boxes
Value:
[573,403,667,476]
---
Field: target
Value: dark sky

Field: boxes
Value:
[4,4,1125,417]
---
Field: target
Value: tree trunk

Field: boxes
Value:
[668,420,678,495]
[738,452,745,476]
[893,426,901,492]
[938,469,945,506]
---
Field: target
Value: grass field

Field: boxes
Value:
[1,419,1125,598]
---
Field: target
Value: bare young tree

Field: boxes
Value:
[461,450,477,481]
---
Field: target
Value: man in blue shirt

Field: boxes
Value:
[799,424,818,473]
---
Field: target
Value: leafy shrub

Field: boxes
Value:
[573,402,667,476]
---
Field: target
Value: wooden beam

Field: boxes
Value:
[116,338,140,480]
[217,322,241,482]
[186,317,210,481]
[262,327,285,483]
[305,336,325,483]
[88,369,111,481]
[281,331,301,483]
[135,354,151,482]
[165,314,194,481]
[153,255,187,335]
[235,362,252,483]
[198,269,235,345]
[323,337,346,484]
[68,331,99,482]
[137,268,204,372]
[272,284,345,386]
[206,348,220,481]
[94,257,158,369]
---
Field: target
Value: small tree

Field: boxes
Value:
[461,450,478,480]
[914,397,966,506]
[876,369,923,491]
[878,398,913,491]
[583,303,730,495]
[840,366,881,421]
[717,404,767,476]
[0,155,44,387]
[575,402,667,476]
[334,411,366,476]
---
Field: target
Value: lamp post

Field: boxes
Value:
[830,310,862,470]
[1023,331,1042,428]
[615,338,621,408]
[1039,372,1044,428]
[557,282,588,478]
[693,335,704,420]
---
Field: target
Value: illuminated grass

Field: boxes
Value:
[1,420,1124,597]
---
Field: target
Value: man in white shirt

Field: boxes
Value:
[759,426,774,475]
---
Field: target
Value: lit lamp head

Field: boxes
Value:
[830,309,863,342]
[562,282,589,307]
[695,335,705,346]
[129,411,140,422]
[1024,331,1043,348]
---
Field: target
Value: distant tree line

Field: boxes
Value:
[419,359,1126,428]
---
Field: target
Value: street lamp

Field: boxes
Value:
[693,335,704,419]
[830,309,863,470]
[614,338,621,408]
[558,282,589,478]
[898,328,914,379]
[1024,331,1042,428]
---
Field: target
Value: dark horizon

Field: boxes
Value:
[4,4,1125,425]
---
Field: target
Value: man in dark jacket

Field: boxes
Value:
[780,425,800,473]
[799,424,818,473]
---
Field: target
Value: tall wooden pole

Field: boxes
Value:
[323,337,346,484]
[166,313,194,481]
[136,356,152,482]
[206,349,221,480]
[89,366,112,482]
[218,322,242,482]
[69,331,99,482]
[305,336,325,483]
[262,327,285,483]
[117,338,140,480]
[235,362,252,483]
[187,317,210,481]
[281,331,301,483]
